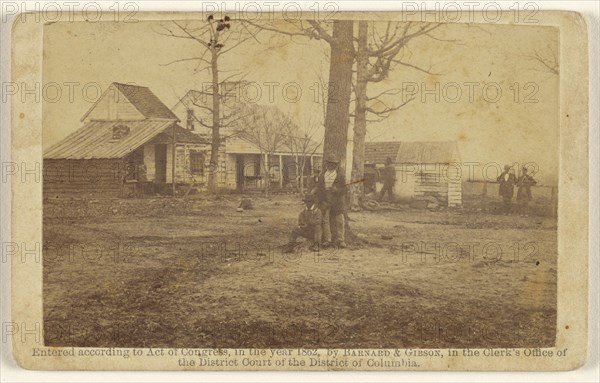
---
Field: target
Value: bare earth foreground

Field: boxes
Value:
[43,194,557,349]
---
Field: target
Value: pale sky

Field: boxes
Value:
[43,19,559,183]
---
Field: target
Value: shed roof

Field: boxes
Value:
[81,83,179,122]
[113,83,179,120]
[365,141,459,164]
[364,142,402,164]
[151,125,209,145]
[44,120,206,160]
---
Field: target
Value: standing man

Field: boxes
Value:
[379,157,396,202]
[315,155,347,248]
[497,164,517,215]
[516,166,537,217]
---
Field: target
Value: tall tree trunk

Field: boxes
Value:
[299,157,305,194]
[323,20,359,243]
[322,20,354,174]
[208,50,220,193]
[263,153,270,197]
[350,21,369,211]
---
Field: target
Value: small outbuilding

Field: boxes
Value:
[364,141,462,207]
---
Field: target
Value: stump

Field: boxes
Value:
[239,198,254,210]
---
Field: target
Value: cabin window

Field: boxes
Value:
[186,109,195,131]
[112,124,130,139]
[189,150,204,176]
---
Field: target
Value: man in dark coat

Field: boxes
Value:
[308,169,321,191]
[283,193,322,252]
[315,155,347,248]
[497,164,517,215]
[379,157,396,202]
[516,166,537,217]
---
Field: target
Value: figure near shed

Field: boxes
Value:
[379,156,396,203]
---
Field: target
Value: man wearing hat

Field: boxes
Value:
[516,166,537,217]
[315,154,347,248]
[283,193,322,252]
[497,164,517,215]
[379,157,396,202]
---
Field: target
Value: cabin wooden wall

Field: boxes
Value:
[174,144,213,184]
[43,158,125,199]
[447,178,462,207]
[412,164,462,206]
[373,162,463,206]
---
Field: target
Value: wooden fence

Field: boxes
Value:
[462,180,557,216]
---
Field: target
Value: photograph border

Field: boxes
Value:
[5,7,592,372]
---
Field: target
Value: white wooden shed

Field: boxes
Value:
[365,141,462,207]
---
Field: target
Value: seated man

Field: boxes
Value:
[283,194,322,252]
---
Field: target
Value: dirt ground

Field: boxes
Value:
[43,194,557,349]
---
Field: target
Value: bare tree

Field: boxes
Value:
[241,19,353,173]
[172,83,248,135]
[244,19,444,210]
[350,21,444,210]
[242,105,288,197]
[283,116,323,194]
[156,16,262,192]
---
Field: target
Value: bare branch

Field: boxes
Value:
[172,21,210,48]
[526,48,559,75]
[366,96,414,117]
[218,28,264,56]
[221,113,249,128]
[190,101,214,113]
[197,119,213,129]
[366,88,402,101]
[391,59,442,75]
[307,20,335,45]
[159,56,211,67]
[240,19,310,39]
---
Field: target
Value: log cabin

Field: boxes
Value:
[43,83,209,198]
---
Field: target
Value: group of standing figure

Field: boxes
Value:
[497,165,538,216]
[284,160,538,252]
[284,155,347,252]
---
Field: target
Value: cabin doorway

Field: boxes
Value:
[155,144,167,183]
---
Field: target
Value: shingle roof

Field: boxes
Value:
[80,83,179,122]
[113,83,179,120]
[151,125,209,145]
[364,142,402,164]
[44,121,204,159]
[365,141,459,164]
